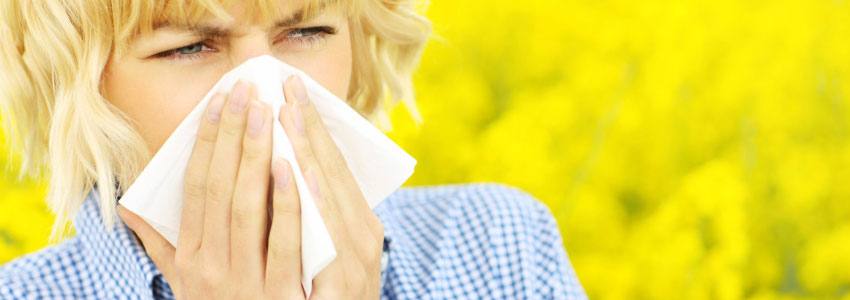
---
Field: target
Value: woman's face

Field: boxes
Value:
[102,2,352,155]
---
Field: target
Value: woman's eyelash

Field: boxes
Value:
[153,26,338,60]
[284,26,337,43]
[153,42,214,60]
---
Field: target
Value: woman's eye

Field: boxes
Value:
[288,27,331,38]
[176,43,204,55]
[282,26,337,47]
[154,42,214,60]
[152,26,337,60]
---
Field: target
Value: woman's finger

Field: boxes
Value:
[180,92,226,252]
[265,158,304,299]
[284,76,382,243]
[283,76,383,264]
[202,81,253,262]
[279,80,354,286]
[118,206,177,280]
[279,80,344,246]
[230,100,273,280]
[302,169,360,288]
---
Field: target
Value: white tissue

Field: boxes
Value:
[117,55,416,296]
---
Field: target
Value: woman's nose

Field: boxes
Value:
[227,29,276,68]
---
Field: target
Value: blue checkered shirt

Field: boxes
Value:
[1,183,586,299]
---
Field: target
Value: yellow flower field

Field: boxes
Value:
[3,0,850,298]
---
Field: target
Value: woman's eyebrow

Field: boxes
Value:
[151,22,232,39]
[151,2,331,39]
[274,0,334,27]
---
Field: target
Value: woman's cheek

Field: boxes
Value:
[133,68,224,154]
[298,50,352,100]
[277,29,353,100]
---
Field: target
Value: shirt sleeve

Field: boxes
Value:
[526,198,588,299]
[375,183,589,300]
[0,263,28,299]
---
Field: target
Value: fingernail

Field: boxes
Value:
[288,76,308,105]
[247,101,265,138]
[289,102,305,135]
[272,158,290,190]
[206,93,226,124]
[229,81,250,112]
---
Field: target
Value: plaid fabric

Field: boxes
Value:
[1,183,586,299]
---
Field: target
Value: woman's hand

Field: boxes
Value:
[118,76,384,299]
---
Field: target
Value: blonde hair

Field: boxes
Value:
[0,0,430,240]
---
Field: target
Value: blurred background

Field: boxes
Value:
[3,0,850,299]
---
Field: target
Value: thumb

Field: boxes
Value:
[118,205,177,279]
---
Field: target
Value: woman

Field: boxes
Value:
[0,0,586,299]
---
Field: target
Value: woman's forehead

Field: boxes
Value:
[149,0,345,28]
[112,0,348,55]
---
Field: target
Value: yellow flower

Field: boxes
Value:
[5,0,850,298]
